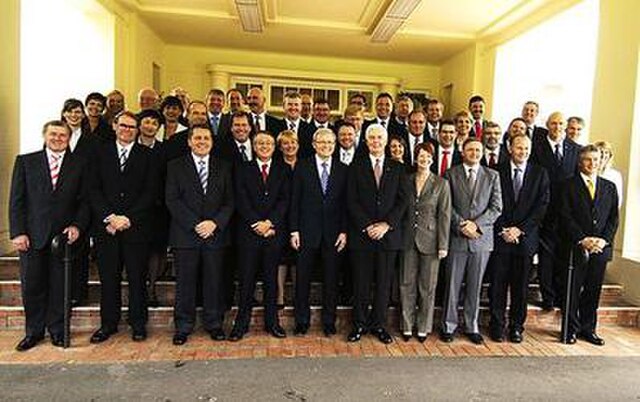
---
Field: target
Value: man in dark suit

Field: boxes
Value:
[531,111,580,310]
[9,120,90,351]
[521,101,548,141]
[362,93,393,135]
[468,95,488,141]
[217,88,245,139]
[163,101,211,162]
[246,87,281,135]
[217,111,254,165]
[229,132,290,341]
[273,91,314,154]
[346,124,409,344]
[441,138,502,344]
[334,123,358,166]
[425,99,444,141]
[298,98,335,158]
[205,89,226,138]
[290,128,348,337]
[166,125,234,345]
[566,116,585,144]
[481,122,509,169]
[403,110,429,166]
[560,144,618,346]
[89,111,159,343]
[489,134,550,343]
[430,120,462,176]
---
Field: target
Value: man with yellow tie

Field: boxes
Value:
[559,144,619,346]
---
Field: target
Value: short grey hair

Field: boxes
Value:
[365,123,388,143]
[313,127,336,142]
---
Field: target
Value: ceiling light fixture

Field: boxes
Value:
[235,0,263,33]
[371,0,422,43]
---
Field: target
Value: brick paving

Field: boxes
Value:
[1,322,639,364]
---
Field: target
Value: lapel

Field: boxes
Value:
[417,173,435,200]
[54,152,72,193]
[459,165,473,198]
[187,156,205,197]
[378,158,394,194]
[577,176,593,207]
[39,151,54,193]
[206,157,218,198]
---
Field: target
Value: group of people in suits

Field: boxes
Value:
[8,87,619,352]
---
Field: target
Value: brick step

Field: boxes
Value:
[0,279,626,307]
[1,304,638,332]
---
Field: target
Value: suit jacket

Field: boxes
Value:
[445,164,502,252]
[494,162,550,256]
[9,150,90,250]
[216,135,253,168]
[399,132,430,166]
[89,141,159,242]
[480,149,509,170]
[217,112,232,138]
[297,123,319,159]
[163,128,190,162]
[560,175,619,261]
[429,140,463,175]
[73,124,105,160]
[289,156,348,248]
[234,159,290,248]
[166,155,234,249]
[347,156,409,251]
[403,172,451,254]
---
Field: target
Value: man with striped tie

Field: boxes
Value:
[9,120,90,351]
[89,111,159,344]
[166,125,234,345]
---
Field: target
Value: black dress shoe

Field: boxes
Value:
[509,329,523,344]
[563,332,577,344]
[347,326,366,342]
[267,324,287,339]
[90,328,116,344]
[371,327,393,344]
[50,334,65,347]
[580,332,605,346]
[323,323,337,337]
[209,328,226,341]
[540,301,555,312]
[228,326,247,342]
[490,327,504,342]
[132,329,147,342]
[15,335,43,352]
[401,333,412,342]
[417,335,427,343]
[172,333,188,345]
[294,323,309,336]
[147,298,160,308]
[465,332,484,345]
[440,331,454,343]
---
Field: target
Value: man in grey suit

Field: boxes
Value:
[441,138,502,344]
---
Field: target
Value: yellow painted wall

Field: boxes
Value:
[0,0,20,253]
[163,45,441,101]
[439,44,478,118]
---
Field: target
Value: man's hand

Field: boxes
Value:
[335,233,347,252]
[251,220,272,236]
[460,220,480,239]
[106,223,118,235]
[11,235,30,252]
[195,220,217,239]
[290,232,300,250]
[366,222,390,241]
[500,227,523,244]
[107,215,130,231]
[63,226,80,244]
[264,228,276,238]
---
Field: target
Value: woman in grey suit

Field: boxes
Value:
[400,142,451,342]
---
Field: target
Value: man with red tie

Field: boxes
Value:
[429,120,462,177]
[9,120,90,351]
[468,95,487,141]
[481,122,508,169]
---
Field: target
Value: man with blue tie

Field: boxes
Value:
[229,132,291,341]
[290,128,348,337]
[166,125,234,345]
[206,89,225,137]
[9,120,90,351]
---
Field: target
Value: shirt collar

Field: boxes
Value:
[191,152,210,165]
[46,148,66,161]
[510,160,527,172]
[116,140,135,154]
[315,154,332,169]
[369,153,385,167]
[580,171,597,186]
[257,158,272,170]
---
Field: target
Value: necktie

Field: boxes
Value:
[119,148,128,171]
[380,120,386,128]
[527,126,533,138]
[374,158,382,188]
[440,151,449,177]
[320,162,329,195]
[239,144,249,161]
[198,159,207,193]
[342,150,351,165]
[554,143,563,164]
[432,127,438,139]
[587,178,595,200]
[467,168,476,192]
[413,136,420,164]
[261,163,269,183]
[254,114,261,130]
[49,154,61,189]
[513,167,523,202]
[288,121,296,131]
[489,152,496,167]
[211,115,219,136]
[475,121,483,140]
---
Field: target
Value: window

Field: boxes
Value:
[20,0,114,152]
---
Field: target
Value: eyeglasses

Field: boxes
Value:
[118,123,137,130]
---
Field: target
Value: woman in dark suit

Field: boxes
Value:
[400,142,451,342]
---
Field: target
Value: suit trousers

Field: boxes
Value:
[399,246,440,335]
[538,233,565,305]
[489,252,532,332]
[71,235,90,303]
[295,240,340,326]
[235,240,282,330]
[351,250,397,330]
[19,247,65,338]
[443,250,491,334]
[569,252,608,334]
[173,248,225,334]
[95,235,149,331]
